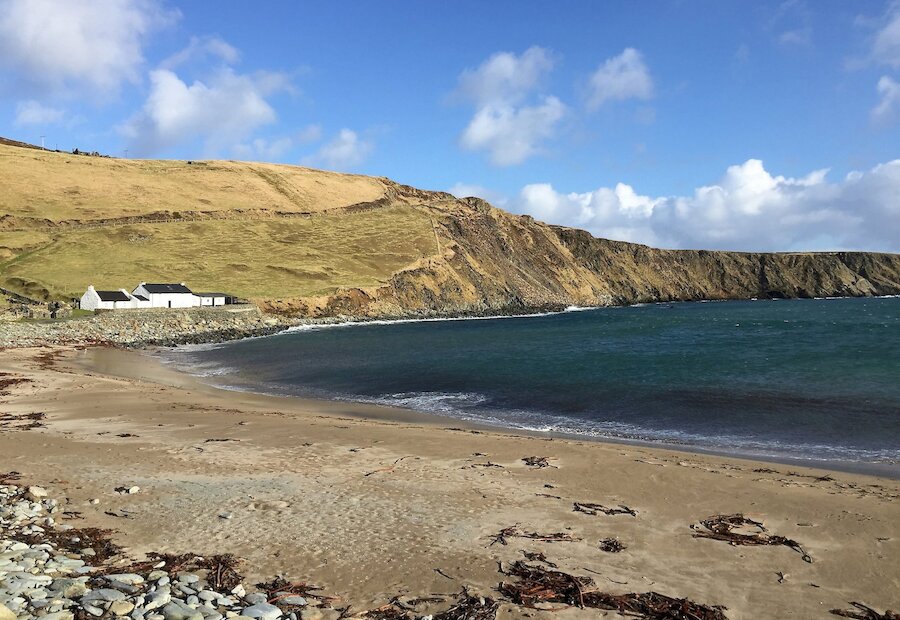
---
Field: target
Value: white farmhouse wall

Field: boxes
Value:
[80,287,101,310]
[132,285,200,308]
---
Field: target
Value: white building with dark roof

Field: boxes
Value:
[80,286,150,310]
[131,282,199,309]
[79,282,236,310]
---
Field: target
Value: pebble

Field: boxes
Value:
[26,487,49,502]
[162,600,204,620]
[242,603,282,620]
[110,600,136,615]
[243,593,267,606]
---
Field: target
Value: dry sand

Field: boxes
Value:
[1,346,897,619]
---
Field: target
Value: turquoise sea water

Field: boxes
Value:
[161,298,900,471]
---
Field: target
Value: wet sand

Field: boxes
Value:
[1,346,898,619]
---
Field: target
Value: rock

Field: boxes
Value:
[145,588,172,611]
[89,498,100,505]
[162,600,204,620]
[82,588,127,603]
[278,596,307,607]
[41,612,74,620]
[110,601,136,615]
[48,578,89,598]
[26,486,49,501]
[243,593,267,606]
[83,604,106,617]
[218,512,233,520]
[242,603,282,620]
[105,573,145,586]
[0,604,16,620]
[231,585,246,598]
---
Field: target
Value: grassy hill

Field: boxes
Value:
[1,139,898,317]
[0,143,438,301]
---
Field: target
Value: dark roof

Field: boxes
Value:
[194,292,229,297]
[133,294,149,301]
[96,290,130,302]
[142,283,193,294]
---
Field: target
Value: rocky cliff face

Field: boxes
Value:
[260,189,900,318]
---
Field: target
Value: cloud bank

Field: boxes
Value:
[512,159,900,253]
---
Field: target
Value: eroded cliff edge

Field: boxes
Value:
[260,191,900,318]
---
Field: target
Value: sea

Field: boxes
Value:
[159,297,900,475]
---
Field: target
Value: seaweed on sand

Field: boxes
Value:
[499,561,728,619]
[691,514,812,563]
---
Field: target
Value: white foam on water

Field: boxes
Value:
[282,305,601,334]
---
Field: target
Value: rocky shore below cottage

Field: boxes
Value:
[0,308,301,349]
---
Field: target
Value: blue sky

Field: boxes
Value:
[1,0,898,252]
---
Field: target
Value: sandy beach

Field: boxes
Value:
[1,345,897,619]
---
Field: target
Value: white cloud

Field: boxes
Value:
[460,97,565,166]
[456,46,554,106]
[160,36,240,70]
[302,129,372,171]
[120,67,289,155]
[872,75,900,123]
[455,47,565,166]
[512,159,900,252]
[14,100,65,125]
[872,1,900,67]
[587,48,654,110]
[0,0,176,96]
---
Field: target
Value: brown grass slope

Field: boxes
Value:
[0,140,898,317]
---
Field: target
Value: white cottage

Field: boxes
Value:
[132,282,199,308]
[80,286,138,310]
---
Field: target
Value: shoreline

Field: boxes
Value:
[156,350,900,481]
[0,345,897,617]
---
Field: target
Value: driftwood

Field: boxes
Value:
[598,537,626,553]
[830,602,900,619]
[574,502,637,516]
[499,561,727,619]
[691,514,812,563]
[489,526,581,547]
